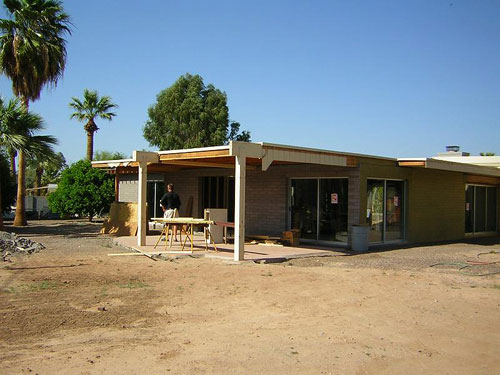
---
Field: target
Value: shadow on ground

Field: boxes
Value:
[3,220,103,238]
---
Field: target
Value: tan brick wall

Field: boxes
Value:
[406,169,465,242]
[359,158,467,243]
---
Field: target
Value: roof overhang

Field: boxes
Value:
[92,141,359,173]
[398,157,500,178]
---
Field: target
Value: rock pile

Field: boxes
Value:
[0,231,45,262]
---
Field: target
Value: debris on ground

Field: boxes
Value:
[0,231,45,262]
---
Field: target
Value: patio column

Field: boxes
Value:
[137,161,147,246]
[133,151,158,247]
[234,155,246,261]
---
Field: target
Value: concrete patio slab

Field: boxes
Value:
[112,233,347,262]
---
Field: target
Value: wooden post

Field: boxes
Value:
[234,155,246,261]
[137,161,147,246]
[114,167,120,202]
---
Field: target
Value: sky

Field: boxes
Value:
[0,0,499,163]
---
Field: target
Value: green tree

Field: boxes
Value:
[0,97,56,228]
[48,160,115,221]
[0,0,71,226]
[143,73,250,150]
[94,150,127,161]
[69,89,118,161]
[480,152,496,156]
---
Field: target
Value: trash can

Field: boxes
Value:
[351,224,369,252]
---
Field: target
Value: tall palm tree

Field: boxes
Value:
[0,0,70,226]
[69,89,118,161]
[0,97,56,228]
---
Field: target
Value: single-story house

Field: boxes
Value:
[92,142,500,261]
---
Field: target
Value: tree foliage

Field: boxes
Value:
[94,150,127,161]
[143,73,250,150]
[479,152,496,156]
[69,89,118,161]
[0,151,16,212]
[0,0,71,104]
[48,160,114,221]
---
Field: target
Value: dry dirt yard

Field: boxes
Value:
[1,220,499,375]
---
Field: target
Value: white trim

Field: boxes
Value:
[91,158,133,165]
[261,142,396,161]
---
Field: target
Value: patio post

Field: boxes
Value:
[133,151,158,247]
[234,155,246,261]
[137,161,147,246]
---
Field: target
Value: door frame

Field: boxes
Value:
[288,176,349,244]
[465,183,498,235]
[366,178,406,243]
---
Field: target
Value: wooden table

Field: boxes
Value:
[151,217,217,253]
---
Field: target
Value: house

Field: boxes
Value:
[91,142,500,261]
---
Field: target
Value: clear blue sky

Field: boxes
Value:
[1,0,499,163]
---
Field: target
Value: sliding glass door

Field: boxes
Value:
[367,179,405,242]
[465,185,498,234]
[291,178,348,242]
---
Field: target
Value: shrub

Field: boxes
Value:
[48,160,114,221]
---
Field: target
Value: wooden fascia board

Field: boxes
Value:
[465,175,500,185]
[159,149,230,161]
[161,160,235,169]
[398,161,426,167]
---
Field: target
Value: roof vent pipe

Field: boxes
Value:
[446,145,460,152]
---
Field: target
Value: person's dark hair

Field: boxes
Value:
[167,183,174,190]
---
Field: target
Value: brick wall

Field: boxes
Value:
[406,169,465,242]
[245,164,360,236]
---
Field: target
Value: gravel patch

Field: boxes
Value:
[0,231,45,262]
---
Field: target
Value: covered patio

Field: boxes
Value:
[93,141,357,261]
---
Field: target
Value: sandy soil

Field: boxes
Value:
[1,220,499,375]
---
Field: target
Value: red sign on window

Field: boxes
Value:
[331,193,338,204]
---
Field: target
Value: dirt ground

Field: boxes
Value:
[1,220,499,375]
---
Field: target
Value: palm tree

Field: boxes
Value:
[0,97,56,228]
[0,0,71,226]
[27,151,65,195]
[69,89,118,161]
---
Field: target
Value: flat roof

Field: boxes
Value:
[91,141,500,178]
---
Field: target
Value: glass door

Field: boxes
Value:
[465,185,498,234]
[367,179,405,242]
[291,178,348,242]
[147,181,165,219]
[291,179,318,240]
[367,180,384,242]
[385,181,404,241]
[318,179,348,242]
